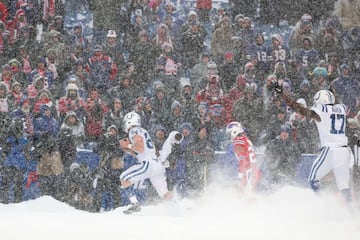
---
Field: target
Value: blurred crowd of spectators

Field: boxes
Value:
[0,0,359,211]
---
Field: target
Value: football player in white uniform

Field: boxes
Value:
[271,80,357,203]
[119,112,182,213]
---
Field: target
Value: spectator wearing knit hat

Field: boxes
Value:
[58,82,87,122]
[294,79,312,105]
[331,64,360,117]
[180,10,206,39]
[168,100,185,131]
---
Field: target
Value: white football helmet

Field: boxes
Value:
[123,112,141,133]
[225,121,244,140]
[313,90,335,105]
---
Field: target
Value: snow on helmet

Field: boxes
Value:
[225,121,244,140]
[313,90,335,105]
[123,112,141,133]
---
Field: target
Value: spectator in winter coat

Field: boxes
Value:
[16,26,40,70]
[178,77,197,123]
[102,30,126,71]
[264,123,302,188]
[191,52,210,89]
[151,85,172,127]
[210,16,234,63]
[128,30,156,90]
[166,122,195,196]
[0,117,31,203]
[33,104,60,140]
[152,23,174,58]
[88,0,124,43]
[218,51,241,92]
[87,44,118,95]
[6,8,28,45]
[9,96,34,139]
[225,74,246,123]
[92,125,123,212]
[333,0,360,32]
[0,82,10,118]
[268,34,291,70]
[196,0,212,22]
[0,2,8,23]
[7,58,26,89]
[232,84,264,145]
[293,79,313,108]
[17,45,34,79]
[106,73,142,113]
[0,64,13,91]
[155,41,183,92]
[32,89,57,119]
[187,121,216,196]
[138,97,158,130]
[331,64,360,117]
[295,36,319,76]
[209,103,227,150]
[32,104,62,198]
[0,21,9,66]
[84,97,105,146]
[152,124,168,152]
[180,20,205,70]
[290,14,318,56]
[195,75,225,108]
[69,23,89,49]
[58,82,87,123]
[168,100,185,131]
[60,111,85,149]
[288,98,320,154]
[27,57,54,89]
[102,97,125,135]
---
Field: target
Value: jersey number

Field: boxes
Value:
[330,113,345,134]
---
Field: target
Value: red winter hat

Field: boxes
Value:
[224,51,234,59]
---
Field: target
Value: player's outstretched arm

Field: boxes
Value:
[270,79,321,122]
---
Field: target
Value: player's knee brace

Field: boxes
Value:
[310,180,320,192]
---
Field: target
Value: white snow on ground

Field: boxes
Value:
[0,186,359,240]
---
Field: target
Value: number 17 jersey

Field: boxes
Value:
[311,103,348,147]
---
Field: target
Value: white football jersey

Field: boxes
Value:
[311,103,348,147]
[128,126,158,162]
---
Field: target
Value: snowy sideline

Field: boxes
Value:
[0,186,359,240]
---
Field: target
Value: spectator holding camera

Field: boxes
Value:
[92,125,123,212]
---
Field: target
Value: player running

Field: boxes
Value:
[119,111,182,214]
[225,121,261,194]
